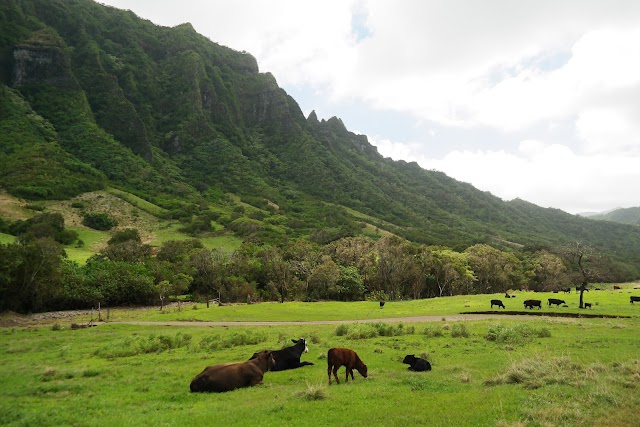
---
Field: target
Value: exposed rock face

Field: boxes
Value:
[12,46,77,88]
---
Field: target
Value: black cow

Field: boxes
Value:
[491,299,505,309]
[380,301,385,308]
[631,296,640,304]
[524,299,542,309]
[584,303,592,309]
[561,287,571,294]
[548,298,565,307]
[402,354,432,371]
[250,338,314,371]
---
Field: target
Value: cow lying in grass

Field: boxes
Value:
[327,347,368,385]
[190,350,274,393]
[402,354,431,371]
[250,338,314,371]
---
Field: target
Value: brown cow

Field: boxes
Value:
[327,347,368,385]
[190,350,274,393]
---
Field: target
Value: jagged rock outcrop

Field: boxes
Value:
[12,45,78,89]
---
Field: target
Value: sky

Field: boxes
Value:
[98,0,640,214]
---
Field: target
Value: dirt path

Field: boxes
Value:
[108,314,556,327]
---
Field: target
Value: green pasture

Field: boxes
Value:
[0,317,638,427]
[149,223,242,251]
[63,227,109,264]
[0,232,15,244]
[94,284,640,324]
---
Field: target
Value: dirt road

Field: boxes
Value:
[109,313,563,327]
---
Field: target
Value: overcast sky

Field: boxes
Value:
[99,0,640,214]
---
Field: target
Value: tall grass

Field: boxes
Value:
[484,323,551,344]
[334,322,415,339]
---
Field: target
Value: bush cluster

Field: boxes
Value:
[335,322,415,340]
[484,323,551,344]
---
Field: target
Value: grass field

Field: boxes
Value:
[2,286,640,426]
[149,223,243,252]
[1,315,638,427]
[0,232,15,244]
[70,284,640,324]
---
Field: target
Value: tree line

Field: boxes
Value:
[0,213,619,313]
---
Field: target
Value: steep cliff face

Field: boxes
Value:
[12,45,78,88]
[71,35,153,161]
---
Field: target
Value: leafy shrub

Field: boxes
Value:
[337,322,415,340]
[484,323,551,344]
[26,203,46,211]
[82,212,117,230]
[108,228,141,245]
[71,201,86,209]
[451,323,470,338]
[335,324,349,336]
[422,325,444,337]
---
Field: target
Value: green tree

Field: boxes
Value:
[337,265,364,301]
[1,238,66,312]
[430,247,475,297]
[465,244,520,294]
[308,257,341,300]
[261,246,294,303]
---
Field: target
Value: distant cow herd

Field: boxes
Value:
[488,288,640,311]
[190,337,431,393]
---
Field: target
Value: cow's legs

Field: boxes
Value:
[331,366,340,384]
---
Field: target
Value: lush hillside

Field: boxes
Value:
[587,207,640,226]
[1,0,640,276]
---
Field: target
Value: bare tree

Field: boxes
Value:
[561,242,607,309]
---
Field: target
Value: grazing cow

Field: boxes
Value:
[327,347,368,385]
[491,299,505,309]
[190,350,274,393]
[504,293,511,299]
[614,285,621,290]
[548,298,566,307]
[250,338,314,371]
[380,301,385,308]
[631,296,640,304]
[402,354,432,372]
[584,303,592,309]
[561,287,571,294]
[524,299,542,309]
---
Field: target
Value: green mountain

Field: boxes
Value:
[1,0,640,275]
[587,207,640,226]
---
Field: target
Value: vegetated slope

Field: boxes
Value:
[1,0,640,274]
[588,207,640,226]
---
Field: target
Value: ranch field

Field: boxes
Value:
[1,287,639,426]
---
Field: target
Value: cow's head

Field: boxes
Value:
[402,354,417,365]
[293,338,309,353]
